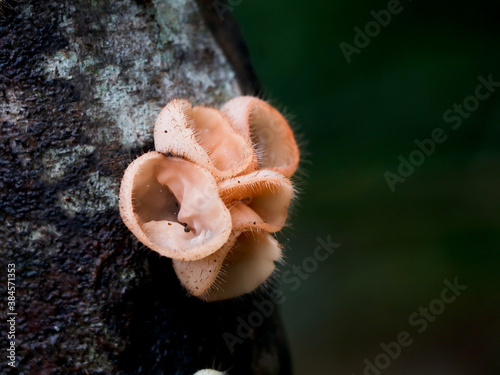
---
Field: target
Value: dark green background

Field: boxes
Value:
[235,0,500,373]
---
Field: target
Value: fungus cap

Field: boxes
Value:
[221,96,300,177]
[219,169,294,233]
[154,99,254,181]
[119,151,232,261]
[173,230,281,302]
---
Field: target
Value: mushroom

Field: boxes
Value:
[154,99,254,181]
[119,151,232,261]
[219,169,294,233]
[221,96,300,177]
[173,230,281,302]
[119,97,300,301]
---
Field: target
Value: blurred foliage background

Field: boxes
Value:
[234,0,500,374]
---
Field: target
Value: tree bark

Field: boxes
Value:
[0,1,291,374]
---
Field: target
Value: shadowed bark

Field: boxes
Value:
[0,0,291,374]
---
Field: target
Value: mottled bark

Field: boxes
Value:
[0,1,291,374]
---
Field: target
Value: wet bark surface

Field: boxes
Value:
[0,1,291,374]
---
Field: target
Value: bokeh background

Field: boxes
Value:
[234,0,500,374]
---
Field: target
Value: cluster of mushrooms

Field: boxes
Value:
[119,97,299,301]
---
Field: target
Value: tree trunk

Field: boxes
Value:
[0,1,291,374]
